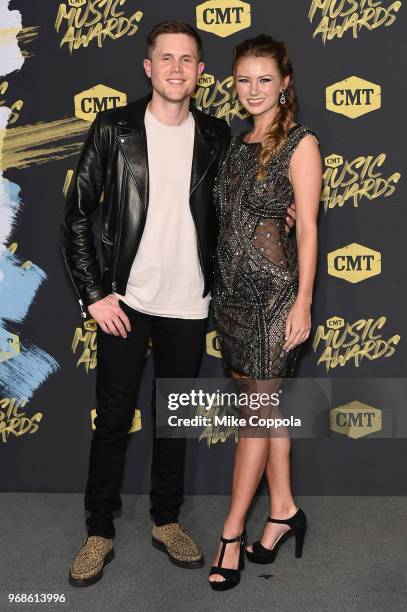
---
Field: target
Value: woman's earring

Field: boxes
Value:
[280,89,286,105]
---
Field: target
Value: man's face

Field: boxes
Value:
[144,33,204,103]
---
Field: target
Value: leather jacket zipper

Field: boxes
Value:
[111,166,128,292]
[63,257,87,319]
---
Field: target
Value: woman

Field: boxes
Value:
[208,35,322,590]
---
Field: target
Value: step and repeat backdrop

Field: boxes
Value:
[1,0,406,494]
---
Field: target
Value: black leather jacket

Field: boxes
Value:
[60,94,231,318]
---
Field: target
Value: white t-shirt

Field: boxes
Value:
[115,106,210,319]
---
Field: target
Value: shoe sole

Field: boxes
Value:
[246,551,276,564]
[152,537,204,569]
[68,548,115,587]
[209,578,241,591]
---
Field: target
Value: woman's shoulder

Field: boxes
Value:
[287,123,319,146]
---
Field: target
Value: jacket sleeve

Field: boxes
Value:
[60,113,109,315]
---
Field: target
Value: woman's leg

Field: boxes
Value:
[209,371,269,583]
[246,432,297,552]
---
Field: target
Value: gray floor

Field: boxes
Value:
[1,494,406,612]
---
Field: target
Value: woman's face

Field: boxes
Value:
[234,55,289,118]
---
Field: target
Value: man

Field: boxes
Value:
[61,20,295,586]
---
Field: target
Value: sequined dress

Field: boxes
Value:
[213,124,317,379]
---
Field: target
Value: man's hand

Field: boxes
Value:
[88,294,131,338]
[285,201,296,234]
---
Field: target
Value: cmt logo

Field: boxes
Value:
[330,401,382,439]
[326,76,381,118]
[326,316,345,330]
[68,0,86,6]
[74,84,127,122]
[0,329,20,364]
[198,73,215,87]
[91,408,142,433]
[206,330,222,358]
[324,154,343,168]
[327,243,381,283]
[84,319,97,332]
[196,0,251,37]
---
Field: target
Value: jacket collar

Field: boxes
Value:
[114,93,219,141]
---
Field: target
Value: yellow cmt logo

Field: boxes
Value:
[0,331,20,364]
[330,401,382,439]
[324,154,343,168]
[196,0,251,37]
[327,243,381,283]
[84,319,97,332]
[206,330,222,358]
[68,0,86,6]
[198,73,215,88]
[326,316,345,330]
[326,76,381,118]
[74,84,127,122]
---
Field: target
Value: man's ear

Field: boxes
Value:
[143,58,152,79]
[197,62,205,78]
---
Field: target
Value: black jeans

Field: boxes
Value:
[84,300,207,538]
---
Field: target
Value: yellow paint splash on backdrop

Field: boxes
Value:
[0,117,89,170]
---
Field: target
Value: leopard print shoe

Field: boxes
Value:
[152,523,204,569]
[69,536,114,586]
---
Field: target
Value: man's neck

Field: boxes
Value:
[148,93,191,126]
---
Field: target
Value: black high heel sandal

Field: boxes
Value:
[246,507,306,564]
[209,529,246,591]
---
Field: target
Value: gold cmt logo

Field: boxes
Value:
[326,76,381,118]
[196,0,251,37]
[326,316,345,330]
[0,331,20,364]
[91,408,142,433]
[327,243,381,283]
[74,84,127,122]
[324,154,343,168]
[206,330,222,358]
[330,401,382,439]
[198,73,215,88]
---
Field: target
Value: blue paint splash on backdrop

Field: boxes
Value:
[0,179,59,401]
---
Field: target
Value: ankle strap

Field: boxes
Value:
[220,531,244,544]
[218,530,245,568]
[267,509,299,525]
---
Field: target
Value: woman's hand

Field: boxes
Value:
[284,300,311,351]
[285,201,296,234]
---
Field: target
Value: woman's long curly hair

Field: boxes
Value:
[233,34,298,180]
